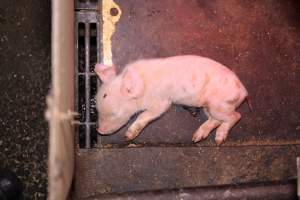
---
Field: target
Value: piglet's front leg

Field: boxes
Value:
[124,101,171,141]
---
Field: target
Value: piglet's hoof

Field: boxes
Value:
[192,131,208,143]
[192,135,201,143]
[124,135,132,141]
[215,136,226,146]
[124,131,138,141]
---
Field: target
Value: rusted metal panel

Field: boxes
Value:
[97,0,300,146]
[83,180,298,200]
[74,145,300,198]
[73,0,300,198]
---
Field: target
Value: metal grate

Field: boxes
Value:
[75,0,99,10]
[75,4,101,148]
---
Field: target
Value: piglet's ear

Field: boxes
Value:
[94,63,117,82]
[121,68,144,99]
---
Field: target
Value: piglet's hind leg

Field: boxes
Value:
[215,111,241,145]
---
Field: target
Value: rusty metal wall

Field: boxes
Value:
[98,0,300,146]
[74,0,300,198]
[75,145,300,198]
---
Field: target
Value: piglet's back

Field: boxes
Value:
[123,55,238,104]
[129,55,232,76]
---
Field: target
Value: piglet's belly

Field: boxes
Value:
[171,90,206,107]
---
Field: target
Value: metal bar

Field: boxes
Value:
[78,72,96,75]
[77,122,97,125]
[96,16,101,145]
[74,21,79,148]
[297,157,300,198]
[76,11,98,23]
[85,22,91,148]
[75,0,99,10]
[84,180,297,200]
[48,0,75,198]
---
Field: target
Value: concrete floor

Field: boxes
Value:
[0,0,51,199]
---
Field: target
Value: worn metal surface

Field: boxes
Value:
[83,180,297,200]
[74,145,300,198]
[74,0,300,198]
[97,0,300,146]
[75,0,98,10]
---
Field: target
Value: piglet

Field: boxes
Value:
[94,55,248,144]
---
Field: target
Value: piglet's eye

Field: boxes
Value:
[103,93,107,98]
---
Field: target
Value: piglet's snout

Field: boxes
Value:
[96,125,108,135]
[97,122,117,135]
[96,127,103,134]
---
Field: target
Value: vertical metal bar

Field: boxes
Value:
[75,21,79,148]
[96,19,101,145]
[297,157,300,198]
[85,22,91,148]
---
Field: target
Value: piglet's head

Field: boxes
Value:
[94,63,144,135]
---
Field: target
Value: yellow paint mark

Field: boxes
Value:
[102,0,122,66]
